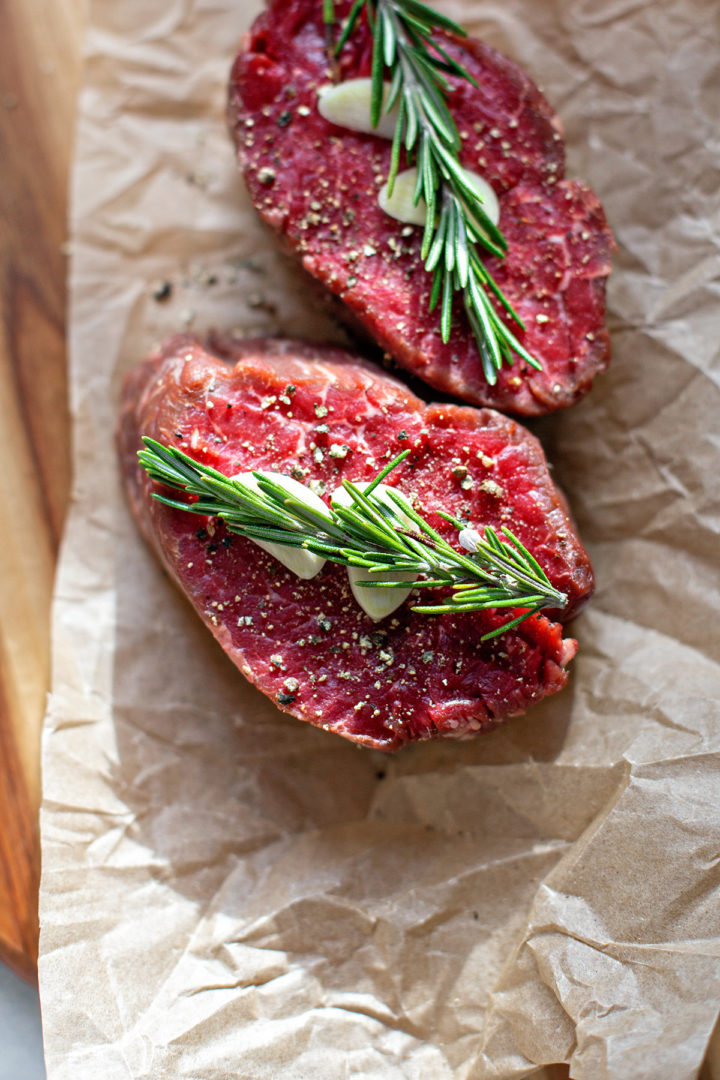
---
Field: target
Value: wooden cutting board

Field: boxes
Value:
[0,0,84,981]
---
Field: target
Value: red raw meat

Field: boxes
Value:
[229,0,615,416]
[118,335,591,751]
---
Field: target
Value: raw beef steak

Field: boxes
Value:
[119,335,592,751]
[229,0,614,416]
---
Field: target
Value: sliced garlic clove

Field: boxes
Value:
[378,169,427,226]
[317,78,398,140]
[378,166,501,228]
[331,481,418,621]
[316,79,501,231]
[460,169,501,226]
[317,80,500,232]
[231,471,328,580]
[346,566,417,622]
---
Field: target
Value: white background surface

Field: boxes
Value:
[0,965,45,1079]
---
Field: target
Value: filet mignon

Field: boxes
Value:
[119,335,592,750]
[229,0,615,416]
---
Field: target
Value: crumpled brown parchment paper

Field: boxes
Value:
[39,0,720,1077]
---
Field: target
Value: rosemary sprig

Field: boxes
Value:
[138,438,566,639]
[331,0,541,385]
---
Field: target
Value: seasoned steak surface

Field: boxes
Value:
[119,336,591,750]
[229,0,614,416]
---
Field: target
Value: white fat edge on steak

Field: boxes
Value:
[331,481,419,622]
[317,79,500,228]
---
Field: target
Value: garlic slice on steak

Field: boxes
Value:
[317,78,398,139]
[331,482,418,622]
[316,78,500,231]
[230,472,328,580]
[378,167,500,228]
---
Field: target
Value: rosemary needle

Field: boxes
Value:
[331,0,541,385]
[138,438,566,640]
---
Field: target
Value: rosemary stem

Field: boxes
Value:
[139,438,566,635]
[330,0,543,381]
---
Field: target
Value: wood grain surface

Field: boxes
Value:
[0,0,84,981]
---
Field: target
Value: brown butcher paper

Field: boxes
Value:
[39,0,720,1077]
